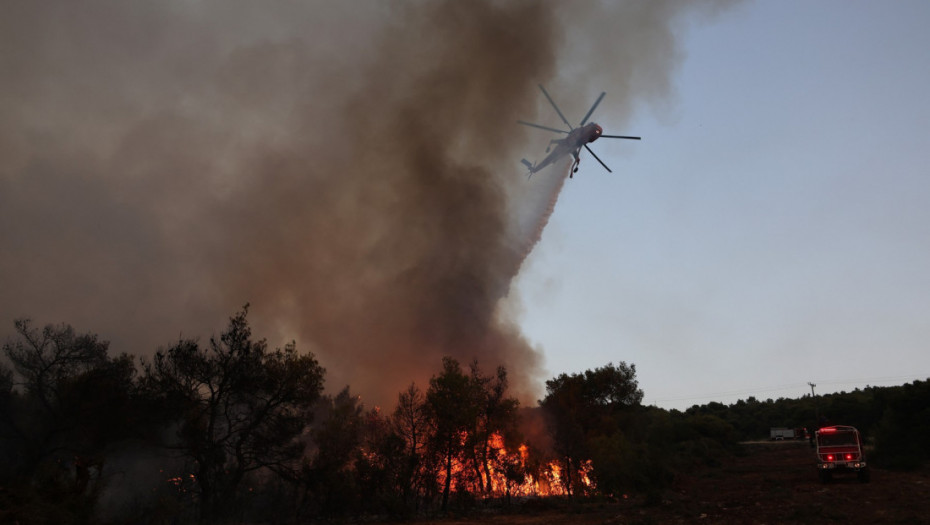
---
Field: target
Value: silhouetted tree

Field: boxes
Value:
[467,361,519,495]
[303,387,365,516]
[872,379,930,469]
[1,319,137,523]
[141,305,325,524]
[390,383,431,512]
[540,362,642,498]
[425,357,481,511]
[351,405,404,516]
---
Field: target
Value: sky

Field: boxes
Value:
[2,0,929,411]
[517,0,930,409]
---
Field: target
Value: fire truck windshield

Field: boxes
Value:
[818,432,858,446]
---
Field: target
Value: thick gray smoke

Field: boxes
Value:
[0,0,738,405]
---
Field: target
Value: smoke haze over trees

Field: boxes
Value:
[0,0,741,406]
[0,310,705,522]
[2,309,928,523]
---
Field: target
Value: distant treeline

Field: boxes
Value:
[683,379,930,469]
[1,307,925,524]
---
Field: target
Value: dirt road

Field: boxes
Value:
[422,440,930,524]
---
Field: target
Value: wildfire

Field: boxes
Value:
[436,432,595,498]
[157,435,595,502]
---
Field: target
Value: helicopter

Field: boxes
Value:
[518,85,640,178]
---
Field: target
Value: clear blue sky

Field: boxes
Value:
[516,0,930,409]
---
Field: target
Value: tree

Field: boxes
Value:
[539,372,587,498]
[390,383,431,512]
[540,362,643,498]
[872,380,930,469]
[467,361,519,495]
[1,319,137,522]
[425,357,481,511]
[303,387,365,516]
[350,405,405,517]
[141,305,325,523]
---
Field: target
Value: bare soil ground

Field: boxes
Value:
[413,441,930,525]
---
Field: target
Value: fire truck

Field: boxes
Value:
[814,425,870,483]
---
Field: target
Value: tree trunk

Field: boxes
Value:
[442,451,453,512]
[481,439,493,493]
[472,454,485,493]
[564,457,574,502]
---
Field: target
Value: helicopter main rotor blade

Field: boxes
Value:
[584,145,612,173]
[579,92,606,126]
[601,135,642,140]
[538,84,574,130]
[517,120,570,134]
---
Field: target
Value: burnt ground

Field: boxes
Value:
[413,441,930,525]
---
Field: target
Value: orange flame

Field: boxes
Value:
[435,432,595,497]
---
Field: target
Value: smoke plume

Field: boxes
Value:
[0,0,738,405]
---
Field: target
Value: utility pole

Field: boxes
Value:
[808,382,820,443]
